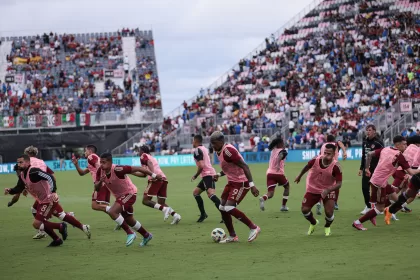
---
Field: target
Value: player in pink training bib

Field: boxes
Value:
[72,145,112,213]
[294,143,342,237]
[94,152,162,247]
[259,137,290,212]
[353,136,420,231]
[138,145,182,225]
[191,135,221,223]
[210,131,261,243]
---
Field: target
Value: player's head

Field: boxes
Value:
[268,137,284,151]
[326,135,336,142]
[407,135,420,147]
[210,131,225,152]
[365,125,377,139]
[322,144,336,161]
[13,164,21,176]
[99,152,113,171]
[84,144,98,157]
[393,135,407,152]
[139,145,150,156]
[17,154,31,170]
[193,135,203,148]
[24,145,38,157]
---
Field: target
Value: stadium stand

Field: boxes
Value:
[112,0,420,156]
[0,28,162,129]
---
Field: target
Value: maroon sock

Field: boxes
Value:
[158,205,164,210]
[303,211,317,225]
[262,194,268,201]
[42,221,60,240]
[136,226,150,238]
[170,211,177,216]
[221,211,236,237]
[63,214,83,230]
[121,221,134,234]
[359,209,378,223]
[282,197,288,206]
[229,208,257,229]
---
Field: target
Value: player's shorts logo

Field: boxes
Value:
[302,198,307,203]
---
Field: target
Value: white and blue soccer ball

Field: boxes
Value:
[211,228,226,243]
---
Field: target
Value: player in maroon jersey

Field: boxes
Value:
[191,135,221,222]
[95,153,162,247]
[211,132,261,243]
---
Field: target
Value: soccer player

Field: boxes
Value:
[315,135,347,213]
[72,145,111,213]
[191,135,221,222]
[358,125,384,215]
[210,131,261,243]
[138,145,181,225]
[294,144,342,236]
[5,155,91,247]
[352,136,420,230]
[94,153,161,247]
[259,137,290,212]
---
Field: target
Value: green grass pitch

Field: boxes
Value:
[0,161,419,280]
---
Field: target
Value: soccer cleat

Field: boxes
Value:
[391,214,399,221]
[59,222,68,241]
[352,221,367,231]
[219,236,239,243]
[114,224,122,231]
[334,203,339,210]
[83,225,91,239]
[248,226,261,242]
[384,208,392,225]
[171,213,181,225]
[280,206,289,212]
[325,227,332,236]
[370,216,377,226]
[259,197,265,211]
[163,207,172,221]
[316,203,322,215]
[360,206,371,215]
[140,233,153,247]
[196,214,208,223]
[47,239,63,247]
[307,220,319,235]
[403,206,412,213]
[126,233,137,247]
[33,230,47,240]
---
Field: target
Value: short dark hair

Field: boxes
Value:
[366,124,376,131]
[86,144,98,153]
[18,154,30,162]
[408,135,420,145]
[393,135,406,144]
[193,135,203,144]
[325,143,337,151]
[268,137,283,151]
[13,164,19,171]
[326,135,336,142]
[140,145,150,154]
[100,152,113,161]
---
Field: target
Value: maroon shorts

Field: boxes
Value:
[392,170,407,189]
[370,184,396,204]
[92,185,111,204]
[302,191,337,208]
[408,181,420,193]
[144,180,168,198]
[221,181,250,204]
[32,201,39,211]
[266,173,289,188]
[35,201,63,221]
[116,193,137,215]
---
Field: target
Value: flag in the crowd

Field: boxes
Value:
[76,113,90,127]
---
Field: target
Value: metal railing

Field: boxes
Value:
[382,113,415,146]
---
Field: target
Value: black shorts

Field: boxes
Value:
[197,176,215,191]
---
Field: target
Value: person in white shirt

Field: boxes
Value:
[289,120,295,134]
[239,142,245,153]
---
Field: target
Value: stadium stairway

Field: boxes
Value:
[0,41,12,81]
[122,36,137,72]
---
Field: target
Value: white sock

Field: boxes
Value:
[132,221,141,231]
[355,220,361,224]
[114,215,124,226]
[105,206,111,213]
[402,202,408,208]
[154,203,162,210]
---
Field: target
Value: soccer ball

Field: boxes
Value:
[211,228,226,243]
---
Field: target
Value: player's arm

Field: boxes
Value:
[276,150,288,170]
[213,171,225,182]
[94,168,105,191]
[4,177,26,196]
[8,193,21,207]
[399,154,420,176]
[359,142,366,173]
[72,157,89,176]
[322,164,343,198]
[337,141,347,160]
[192,148,204,181]
[294,158,315,183]
[29,168,57,193]
[130,166,161,180]
[364,149,382,177]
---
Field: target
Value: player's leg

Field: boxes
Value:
[106,200,136,246]
[353,184,384,230]
[386,179,420,223]
[31,201,47,239]
[54,203,91,239]
[142,181,174,220]
[360,172,371,214]
[91,186,110,212]
[280,179,290,211]
[334,189,339,210]
[204,176,221,210]
[193,179,207,222]
[301,192,319,235]
[218,186,237,242]
[323,193,336,236]
[156,182,181,224]
[34,203,66,246]
[259,174,276,211]
[316,198,322,215]
[222,183,260,242]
